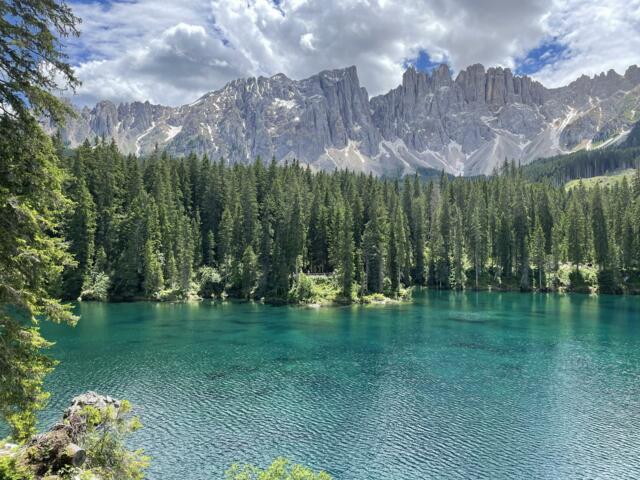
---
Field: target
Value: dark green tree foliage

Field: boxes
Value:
[1,0,81,440]
[521,146,640,184]
[0,0,80,123]
[387,201,403,296]
[240,246,258,299]
[0,118,77,440]
[338,206,355,298]
[566,193,586,271]
[531,216,546,290]
[55,142,640,301]
[591,186,609,269]
[63,154,96,298]
[362,191,387,293]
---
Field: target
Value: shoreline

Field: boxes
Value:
[73,285,639,309]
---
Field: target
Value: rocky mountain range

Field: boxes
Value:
[47,63,640,176]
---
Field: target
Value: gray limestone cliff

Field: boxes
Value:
[47,63,640,176]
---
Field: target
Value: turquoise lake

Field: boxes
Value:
[34,291,640,479]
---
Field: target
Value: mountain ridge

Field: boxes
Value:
[47,63,640,176]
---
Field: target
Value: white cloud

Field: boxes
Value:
[299,33,315,51]
[66,0,640,107]
[532,0,640,87]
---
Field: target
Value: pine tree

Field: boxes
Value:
[1,119,79,440]
[338,207,355,299]
[468,202,483,289]
[111,190,147,298]
[451,207,466,290]
[218,206,235,268]
[497,214,512,279]
[240,246,258,299]
[591,186,609,270]
[531,217,546,290]
[63,155,97,298]
[143,240,164,297]
[551,214,565,272]
[567,195,586,271]
[621,211,635,270]
[287,193,305,275]
[362,194,386,293]
[387,205,403,296]
[177,215,194,294]
[142,199,164,297]
[204,230,216,266]
[240,171,259,251]
[36,132,640,316]
[411,199,426,285]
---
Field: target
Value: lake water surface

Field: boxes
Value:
[36,291,640,479]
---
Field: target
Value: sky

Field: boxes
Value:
[64,0,640,107]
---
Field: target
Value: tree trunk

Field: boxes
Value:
[58,443,86,467]
[539,267,542,291]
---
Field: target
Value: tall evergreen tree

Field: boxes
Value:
[567,195,586,271]
[362,194,386,293]
[338,207,355,299]
[63,155,97,298]
[531,217,546,290]
[591,186,609,270]
[240,246,258,299]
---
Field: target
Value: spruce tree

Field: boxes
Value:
[451,207,466,290]
[338,207,355,299]
[567,195,586,271]
[63,155,97,299]
[0,118,77,439]
[591,186,609,270]
[531,217,546,290]
[240,246,258,299]
[387,205,403,296]
[362,194,386,293]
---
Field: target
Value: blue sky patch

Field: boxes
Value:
[403,50,445,73]
[516,39,569,76]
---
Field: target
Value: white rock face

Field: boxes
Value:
[47,64,640,176]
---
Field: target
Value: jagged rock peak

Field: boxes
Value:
[399,62,545,105]
[47,62,640,177]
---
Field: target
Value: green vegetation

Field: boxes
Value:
[565,169,636,190]
[0,5,143,480]
[52,145,640,302]
[1,2,640,477]
[0,453,32,480]
[521,144,640,184]
[75,400,149,480]
[0,396,148,480]
[225,457,331,480]
[0,0,80,441]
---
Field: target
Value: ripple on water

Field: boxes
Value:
[29,292,640,480]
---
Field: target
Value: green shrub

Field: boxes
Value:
[288,274,340,304]
[80,271,111,301]
[288,273,316,303]
[197,266,224,298]
[78,400,149,480]
[0,455,31,480]
[361,293,387,303]
[225,457,331,480]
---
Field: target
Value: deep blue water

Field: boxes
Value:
[32,291,640,479]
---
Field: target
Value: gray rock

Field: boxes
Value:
[47,63,640,176]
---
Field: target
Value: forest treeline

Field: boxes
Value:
[59,138,640,303]
[520,145,640,184]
